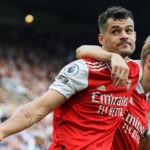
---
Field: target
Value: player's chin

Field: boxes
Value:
[119,49,134,57]
[118,44,133,52]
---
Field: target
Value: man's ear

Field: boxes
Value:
[146,54,150,67]
[98,33,103,45]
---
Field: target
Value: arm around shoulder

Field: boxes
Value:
[76,45,113,61]
[76,45,129,87]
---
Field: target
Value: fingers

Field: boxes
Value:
[110,53,129,87]
[124,67,129,84]
[111,65,117,79]
[112,65,129,87]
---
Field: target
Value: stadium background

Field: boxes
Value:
[0,0,149,149]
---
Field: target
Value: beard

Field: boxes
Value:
[116,40,135,58]
[103,39,136,58]
[119,49,135,58]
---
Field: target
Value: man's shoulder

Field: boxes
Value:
[81,58,107,66]
[127,58,142,80]
[127,58,141,69]
[71,58,106,68]
[127,58,140,64]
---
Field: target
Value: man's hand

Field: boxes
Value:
[75,45,129,87]
[0,131,4,141]
[111,53,129,87]
[138,134,150,150]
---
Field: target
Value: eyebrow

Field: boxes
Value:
[111,25,134,29]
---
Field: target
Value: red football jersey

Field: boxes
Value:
[49,58,140,150]
[111,83,150,150]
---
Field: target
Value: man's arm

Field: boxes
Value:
[76,45,129,87]
[0,89,67,140]
[76,45,114,61]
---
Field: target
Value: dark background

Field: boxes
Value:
[0,0,149,60]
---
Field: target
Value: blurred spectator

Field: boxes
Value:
[0,26,75,149]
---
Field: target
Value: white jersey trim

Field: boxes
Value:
[49,59,89,99]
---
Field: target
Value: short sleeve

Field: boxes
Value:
[49,59,89,99]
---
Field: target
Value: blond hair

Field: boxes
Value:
[140,36,150,65]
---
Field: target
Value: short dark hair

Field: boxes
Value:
[98,6,134,33]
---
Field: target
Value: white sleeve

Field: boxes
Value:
[134,59,142,82]
[49,59,89,99]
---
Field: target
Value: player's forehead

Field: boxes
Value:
[106,18,134,30]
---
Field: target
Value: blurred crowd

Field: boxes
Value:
[0,26,76,149]
[0,114,53,150]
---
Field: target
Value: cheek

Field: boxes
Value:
[131,38,136,45]
[145,74,150,85]
[105,38,116,46]
[147,73,150,82]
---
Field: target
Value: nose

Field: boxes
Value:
[120,30,128,39]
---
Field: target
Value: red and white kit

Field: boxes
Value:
[49,58,141,150]
[111,82,150,150]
